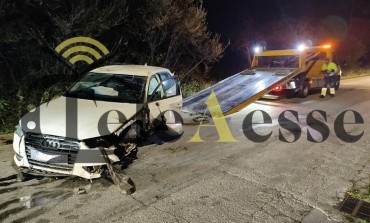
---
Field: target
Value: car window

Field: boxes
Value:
[158,72,171,81]
[148,73,181,101]
[162,78,180,98]
[158,72,181,98]
[66,72,146,103]
[148,74,163,102]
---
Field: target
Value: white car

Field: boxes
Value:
[13,65,183,179]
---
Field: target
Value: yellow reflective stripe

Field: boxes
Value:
[321,88,327,96]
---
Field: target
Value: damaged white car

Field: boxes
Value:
[13,65,183,180]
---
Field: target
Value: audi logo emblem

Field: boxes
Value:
[41,140,61,149]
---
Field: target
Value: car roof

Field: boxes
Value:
[90,65,171,77]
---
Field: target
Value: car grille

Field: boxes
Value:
[25,133,80,172]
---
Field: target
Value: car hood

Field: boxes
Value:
[21,96,143,140]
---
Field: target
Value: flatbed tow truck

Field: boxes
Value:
[182,45,341,116]
[259,45,341,99]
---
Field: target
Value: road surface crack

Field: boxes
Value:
[349,156,370,191]
[130,195,190,223]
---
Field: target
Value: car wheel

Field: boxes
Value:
[121,123,143,143]
[335,78,340,90]
[298,84,309,98]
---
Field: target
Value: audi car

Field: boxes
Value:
[13,65,183,179]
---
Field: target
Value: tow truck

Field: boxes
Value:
[254,45,342,99]
[182,44,341,116]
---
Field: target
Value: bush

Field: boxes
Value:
[341,67,370,79]
[0,82,66,134]
[181,81,213,98]
[0,98,15,133]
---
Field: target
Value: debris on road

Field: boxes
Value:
[77,188,87,195]
[99,147,136,195]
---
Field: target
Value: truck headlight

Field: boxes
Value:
[15,124,24,137]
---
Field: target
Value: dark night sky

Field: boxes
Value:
[202,0,355,77]
[204,0,352,32]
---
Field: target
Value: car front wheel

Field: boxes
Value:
[297,83,309,98]
[335,77,340,90]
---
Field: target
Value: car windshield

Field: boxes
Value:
[256,55,299,68]
[66,72,147,103]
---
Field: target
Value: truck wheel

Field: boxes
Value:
[298,84,309,98]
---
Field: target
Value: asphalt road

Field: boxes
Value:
[1,76,370,223]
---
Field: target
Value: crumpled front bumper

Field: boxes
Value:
[13,133,111,179]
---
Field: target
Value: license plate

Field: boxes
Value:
[30,149,67,164]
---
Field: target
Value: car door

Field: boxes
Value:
[147,72,182,134]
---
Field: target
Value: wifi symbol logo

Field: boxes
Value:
[55,37,109,64]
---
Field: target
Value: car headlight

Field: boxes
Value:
[15,124,24,137]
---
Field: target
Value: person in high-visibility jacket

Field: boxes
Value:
[320,58,338,98]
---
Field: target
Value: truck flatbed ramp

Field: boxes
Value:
[182,69,299,116]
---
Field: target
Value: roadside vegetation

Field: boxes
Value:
[340,180,370,222]
[348,186,370,203]
[0,0,225,134]
[341,67,370,79]
[181,81,214,98]
[345,215,370,223]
